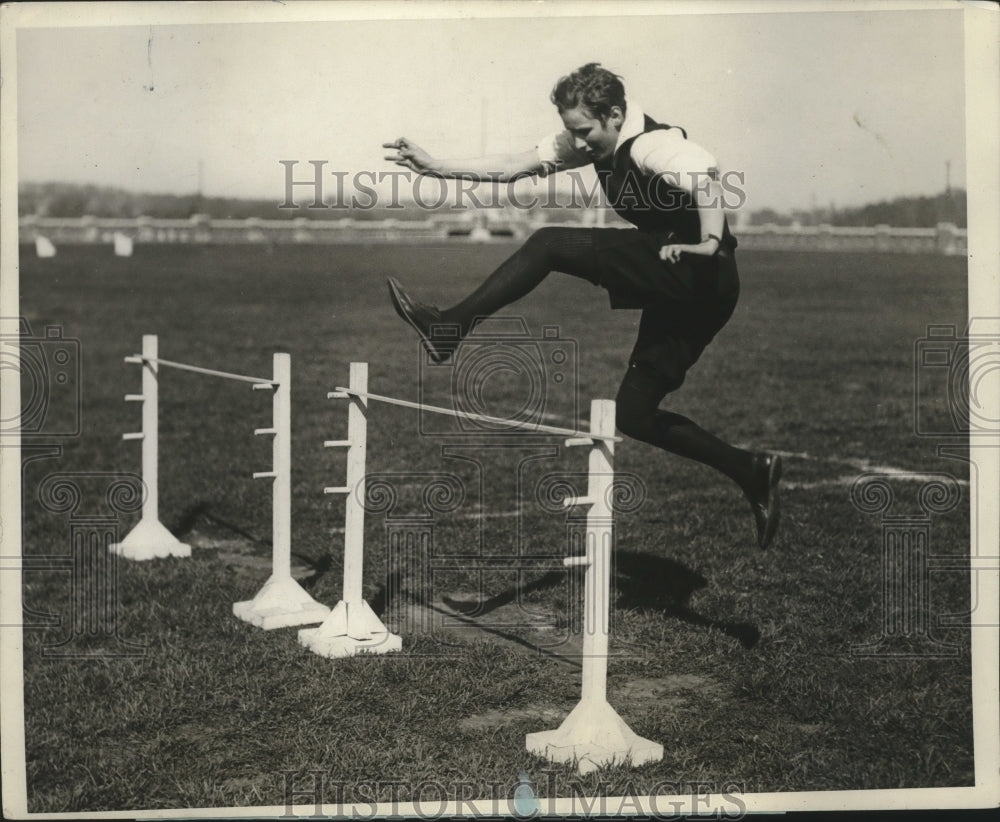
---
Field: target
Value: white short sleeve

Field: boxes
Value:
[535,130,591,176]
[630,129,720,193]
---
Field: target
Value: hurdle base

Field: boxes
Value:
[298,599,403,658]
[110,517,191,561]
[233,574,330,630]
[298,627,403,659]
[526,698,663,775]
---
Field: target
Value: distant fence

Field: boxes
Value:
[18,215,967,255]
[18,214,452,245]
[736,222,966,256]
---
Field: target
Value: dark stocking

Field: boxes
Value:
[615,377,754,490]
[441,227,598,335]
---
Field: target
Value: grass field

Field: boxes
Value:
[16,241,974,812]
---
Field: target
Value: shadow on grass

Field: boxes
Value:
[174,501,267,547]
[372,570,583,667]
[173,502,336,588]
[614,551,761,649]
[174,504,758,650]
[424,550,761,651]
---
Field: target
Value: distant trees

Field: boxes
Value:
[828,191,966,228]
[19,182,284,221]
[747,207,793,226]
[747,190,966,228]
[19,181,453,222]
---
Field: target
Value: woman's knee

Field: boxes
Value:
[615,385,658,442]
[522,226,564,260]
[615,362,675,442]
[510,228,553,270]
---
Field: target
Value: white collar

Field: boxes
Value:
[613,101,645,155]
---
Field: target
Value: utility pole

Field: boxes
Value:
[194,159,204,216]
[480,97,487,156]
[475,99,487,236]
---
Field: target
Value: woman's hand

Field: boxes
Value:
[383,138,438,175]
[659,237,720,263]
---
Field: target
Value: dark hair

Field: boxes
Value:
[550,63,627,121]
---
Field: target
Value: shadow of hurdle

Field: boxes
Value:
[382,549,760,654]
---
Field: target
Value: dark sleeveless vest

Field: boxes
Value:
[593,115,736,248]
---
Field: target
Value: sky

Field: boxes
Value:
[14,2,968,214]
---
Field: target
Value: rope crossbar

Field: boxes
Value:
[127,355,275,386]
[332,387,622,443]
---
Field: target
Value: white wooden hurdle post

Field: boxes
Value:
[525,398,663,774]
[233,353,330,629]
[111,334,191,560]
[299,361,403,658]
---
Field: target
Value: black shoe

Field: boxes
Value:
[387,277,460,364]
[745,453,782,549]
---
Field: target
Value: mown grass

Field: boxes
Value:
[18,242,973,812]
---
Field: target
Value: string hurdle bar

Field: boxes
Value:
[234,353,331,629]
[325,386,622,443]
[111,334,191,560]
[299,362,403,658]
[525,399,663,774]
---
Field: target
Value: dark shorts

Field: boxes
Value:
[587,228,741,393]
